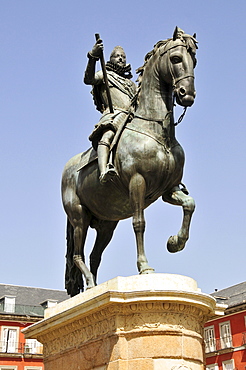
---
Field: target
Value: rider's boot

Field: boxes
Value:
[97,141,118,184]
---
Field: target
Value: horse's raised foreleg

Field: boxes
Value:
[89,220,119,284]
[129,173,154,274]
[162,186,195,253]
[72,205,95,289]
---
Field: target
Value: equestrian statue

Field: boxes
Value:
[62,27,198,296]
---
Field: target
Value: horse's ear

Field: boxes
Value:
[193,33,197,39]
[173,26,178,41]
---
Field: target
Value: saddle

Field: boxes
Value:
[77,147,98,171]
[77,111,132,172]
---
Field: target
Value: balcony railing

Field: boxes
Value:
[0,341,43,355]
[205,335,233,353]
[0,303,44,317]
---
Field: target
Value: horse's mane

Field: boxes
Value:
[136,31,198,90]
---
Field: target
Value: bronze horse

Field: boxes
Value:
[62,28,198,296]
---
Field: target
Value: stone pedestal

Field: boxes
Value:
[23,274,225,370]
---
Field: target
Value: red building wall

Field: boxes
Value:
[0,319,44,370]
[205,310,246,370]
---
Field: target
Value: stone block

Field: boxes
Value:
[127,333,183,359]
[108,358,154,369]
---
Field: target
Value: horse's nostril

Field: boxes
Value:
[179,87,186,96]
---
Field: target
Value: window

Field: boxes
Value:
[222,360,234,370]
[4,297,16,313]
[24,367,42,370]
[1,326,19,353]
[204,326,216,352]
[220,321,232,349]
[0,296,16,313]
[24,339,43,354]
[206,364,218,370]
[40,300,57,309]
[0,367,18,370]
[243,318,246,344]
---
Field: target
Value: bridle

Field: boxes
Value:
[134,40,195,126]
[160,42,195,88]
[160,41,195,125]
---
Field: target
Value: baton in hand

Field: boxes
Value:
[95,33,114,114]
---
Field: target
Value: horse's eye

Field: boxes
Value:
[170,56,182,64]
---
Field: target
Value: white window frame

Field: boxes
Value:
[1,326,19,353]
[4,296,16,313]
[40,299,58,309]
[243,316,246,345]
[204,325,216,352]
[0,366,18,370]
[24,367,43,370]
[222,359,234,370]
[24,338,43,354]
[219,321,232,349]
[206,364,219,370]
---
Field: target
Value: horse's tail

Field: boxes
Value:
[65,218,84,296]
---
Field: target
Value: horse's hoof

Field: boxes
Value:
[86,279,96,290]
[138,261,155,274]
[86,284,96,290]
[139,267,155,274]
[167,235,185,253]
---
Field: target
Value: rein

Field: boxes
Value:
[134,107,187,126]
[174,106,187,126]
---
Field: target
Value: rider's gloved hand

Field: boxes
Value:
[90,39,103,59]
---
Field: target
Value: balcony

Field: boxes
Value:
[0,341,43,357]
[0,303,44,317]
[205,335,233,354]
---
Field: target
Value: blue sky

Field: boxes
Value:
[1,1,246,294]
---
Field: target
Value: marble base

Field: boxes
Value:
[23,274,225,370]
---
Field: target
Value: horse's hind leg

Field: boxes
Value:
[129,173,154,274]
[72,205,95,289]
[162,186,195,253]
[89,220,118,284]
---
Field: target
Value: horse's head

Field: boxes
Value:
[159,27,198,107]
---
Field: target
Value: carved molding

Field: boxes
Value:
[118,302,207,335]
[40,301,207,358]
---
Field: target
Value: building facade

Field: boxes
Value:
[2,281,246,370]
[205,282,246,370]
[0,284,68,370]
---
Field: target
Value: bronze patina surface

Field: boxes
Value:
[62,27,198,296]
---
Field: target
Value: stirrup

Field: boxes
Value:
[99,164,118,184]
